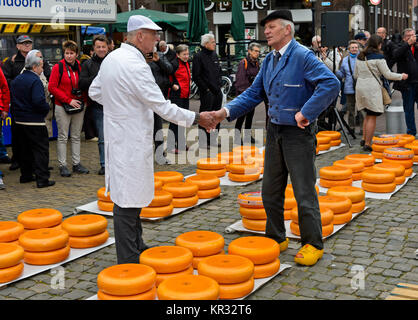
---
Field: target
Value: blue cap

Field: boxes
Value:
[16,35,33,43]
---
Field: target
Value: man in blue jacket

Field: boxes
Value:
[210,10,340,266]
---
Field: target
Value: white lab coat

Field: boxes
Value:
[89,43,196,208]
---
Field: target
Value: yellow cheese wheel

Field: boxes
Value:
[228,171,260,182]
[23,245,70,265]
[316,135,332,144]
[175,231,225,257]
[192,250,225,269]
[219,277,254,300]
[351,200,366,213]
[290,206,334,226]
[17,208,62,230]
[197,187,221,199]
[228,236,280,265]
[3,240,19,245]
[162,182,198,198]
[372,134,399,145]
[333,159,365,173]
[217,152,234,164]
[290,221,334,237]
[383,147,414,160]
[97,286,156,300]
[396,139,408,147]
[185,174,220,190]
[156,266,194,287]
[361,168,396,184]
[319,166,352,180]
[246,154,265,167]
[242,218,266,231]
[61,214,108,237]
[140,246,193,274]
[154,178,163,190]
[197,158,226,170]
[0,243,24,268]
[372,143,397,152]
[0,221,24,242]
[405,167,413,177]
[414,155,418,163]
[97,263,156,296]
[68,230,109,248]
[317,143,331,151]
[395,134,415,144]
[232,145,260,157]
[197,254,254,284]
[284,197,297,210]
[238,191,263,208]
[228,163,259,174]
[394,175,406,185]
[18,228,69,252]
[157,274,220,300]
[404,143,418,155]
[382,157,413,169]
[253,258,280,279]
[286,184,320,196]
[172,195,199,208]
[154,171,184,184]
[326,186,365,203]
[0,262,23,283]
[361,181,397,193]
[333,210,353,225]
[373,162,405,177]
[330,139,341,147]
[318,195,352,214]
[97,187,111,202]
[97,200,114,212]
[284,209,292,221]
[148,190,173,207]
[352,172,363,180]
[196,168,226,178]
[319,177,353,188]
[239,207,266,220]
[345,154,375,167]
[317,131,341,140]
[140,204,174,218]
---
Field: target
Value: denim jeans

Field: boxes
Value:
[92,106,104,167]
[0,121,8,159]
[401,83,418,136]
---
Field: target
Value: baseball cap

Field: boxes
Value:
[16,35,33,43]
[354,32,367,40]
[127,15,162,32]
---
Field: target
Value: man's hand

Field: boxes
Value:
[0,111,7,120]
[172,84,179,91]
[198,111,217,132]
[152,52,160,62]
[295,111,309,129]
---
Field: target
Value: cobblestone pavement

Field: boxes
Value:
[0,98,417,301]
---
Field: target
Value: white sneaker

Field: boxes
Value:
[0,177,5,190]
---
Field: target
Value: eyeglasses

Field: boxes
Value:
[20,42,32,46]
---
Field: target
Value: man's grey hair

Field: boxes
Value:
[176,44,189,54]
[280,19,295,37]
[248,42,261,51]
[25,49,42,69]
[126,29,139,40]
[402,28,415,38]
[201,33,215,47]
[312,35,321,44]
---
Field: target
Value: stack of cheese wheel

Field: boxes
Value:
[162,182,199,208]
[238,191,266,231]
[284,184,320,220]
[290,206,334,237]
[246,153,265,174]
[317,131,341,147]
[185,174,221,199]
[318,195,352,225]
[154,177,163,191]
[0,221,24,245]
[319,165,353,188]
[154,171,184,185]
[97,187,113,212]
[404,140,418,166]
[395,134,415,147]
[175,231,225,269]
[228,236,280,280]
[0,243,24,283]
[217,152,235,170]
[327,186,366,214]
[18,228,70,265]
[316,134,332,153]
[382,147,414,178]
[97,264,157,300]
[61,214,109,248]
[371,134,399,159]
[196,158,227,178]
[232,146,260,159]
[345,154,375,170]
[333,159,365,181]
[373,162,406,186]
[197,254,254,299]
[140,246,194,288]
[141,190,173,218]
[18,208,62,231]
[157,274,220,300]
[361,168,396,193]
[228,159,260,183]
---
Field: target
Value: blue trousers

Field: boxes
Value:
[401,83,418,136]
[92,106,104,167]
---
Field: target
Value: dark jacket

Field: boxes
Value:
[10,70,50,123]
[164,48,177,63]
[149,52,173,98]
[2,50,51,85]
[234,55,260,95]
[169,58,191,100]
[79,54,105,109]
[392,41,418,91]
[192,47,222,94]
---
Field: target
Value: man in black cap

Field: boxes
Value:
[209,10,340,266]
[354,32,368,50]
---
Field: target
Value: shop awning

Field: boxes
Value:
[81,26,106,35]
[96,8,188,32]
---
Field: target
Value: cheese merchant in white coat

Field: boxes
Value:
[89,15,216,264]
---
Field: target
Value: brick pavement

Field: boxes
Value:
[0,98,417,300]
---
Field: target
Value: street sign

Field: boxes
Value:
[370,0,381,5]
[321,1,331,6]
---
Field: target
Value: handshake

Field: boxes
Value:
[197,109,228,132]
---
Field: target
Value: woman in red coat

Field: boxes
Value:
[0,67,10,189]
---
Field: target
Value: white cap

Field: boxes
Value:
[127,15,162,32]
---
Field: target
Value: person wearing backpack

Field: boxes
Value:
[48,40,89,177]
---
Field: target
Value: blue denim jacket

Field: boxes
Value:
[226,39,340,126]
[336,55,357,95]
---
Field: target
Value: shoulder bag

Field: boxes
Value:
[365,58,392,106]
[60,62,84,114]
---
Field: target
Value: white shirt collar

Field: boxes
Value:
[163,47,169,55]
[273,39,292,57]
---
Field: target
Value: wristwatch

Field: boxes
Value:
[193,112,200,125]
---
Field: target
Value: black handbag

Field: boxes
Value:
[61,62,84,114]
